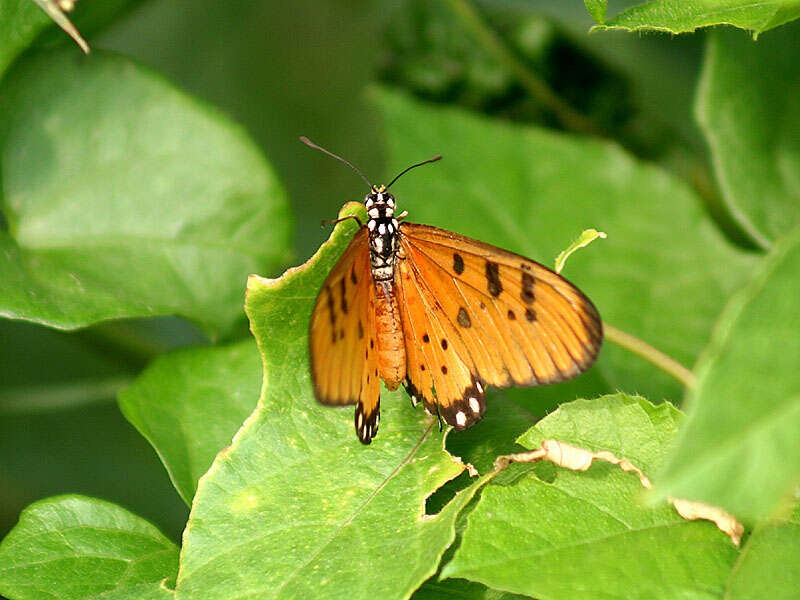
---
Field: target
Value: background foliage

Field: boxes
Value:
[1,1,799,599]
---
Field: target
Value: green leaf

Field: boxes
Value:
[0,50,291,338]
[0,495,178,600]
[443,394,740,600]
[593,0,800,36]
[173,204,483,599]
[656,226,800,522]
[697,24,800,249]
[118,340,262,505]
[88,582,174,600]
[583,0,607,23]
[377,89,755,404]
[517,393,682,474]
[0,0,51,78]
[725,505,800,599]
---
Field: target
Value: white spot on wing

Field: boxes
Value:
[369,208,380,218]
[476,382,484,393]
[469,397,480,413]
[456,411,467,427]
[368,220,376,231]
[378,223,386,235]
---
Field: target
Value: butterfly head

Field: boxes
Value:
[365,185,395,219]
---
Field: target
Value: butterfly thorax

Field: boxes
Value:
[365,186,400,282]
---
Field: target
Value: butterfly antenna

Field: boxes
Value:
[385,155,442,190]
[300,136,372,188]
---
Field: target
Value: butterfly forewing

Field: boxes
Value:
[309,227,380,442]
[397,222,602,427]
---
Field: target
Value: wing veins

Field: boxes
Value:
[405,239,581,379]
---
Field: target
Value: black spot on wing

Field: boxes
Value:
[326,284,335,325]
[521,272,535,304]
[358,320,364,339]
[453,253,464,275]
[525,307,537,322]
[485,261,503,296]
[457,307,471,328]
[339,279,348,314]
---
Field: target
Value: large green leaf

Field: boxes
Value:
[377,89,755,403]
[0,495,178,600]
[118,340,261,505]
[174,204,483,600]
[697,25,800,249]
[0,0,51,78]
[725,505,800,599]
[587,0,800,36]
[0,50,291,338]
[443,393,739,600]
[656,226,800,522]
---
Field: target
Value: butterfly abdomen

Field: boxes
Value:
[373,279,406,390]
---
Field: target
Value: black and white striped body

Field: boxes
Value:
[365,187,400,282]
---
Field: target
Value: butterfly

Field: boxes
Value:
[303,137,602,444]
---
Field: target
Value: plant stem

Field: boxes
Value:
[441,0,604,137]
[0,376,132,415]
[604,323,697,389]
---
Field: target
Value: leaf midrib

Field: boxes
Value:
[270,423,435,599]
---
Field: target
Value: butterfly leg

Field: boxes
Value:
[321,215,363,229]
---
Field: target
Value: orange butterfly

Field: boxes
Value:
[304,137,602,444]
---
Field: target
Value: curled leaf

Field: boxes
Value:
[494,438,744,545]
[554,228,607,274]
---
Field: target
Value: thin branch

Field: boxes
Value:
[604,323,697,389]
[441,0,603,137]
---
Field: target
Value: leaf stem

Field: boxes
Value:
[0,376,132,415]
[441,0,604,137]
[604,323,696,389]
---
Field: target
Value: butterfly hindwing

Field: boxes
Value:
[397,254,487,428]
[309,227,380,443]
[397,222,602,428]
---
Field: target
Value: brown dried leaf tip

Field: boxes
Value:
[493,439,744,546]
